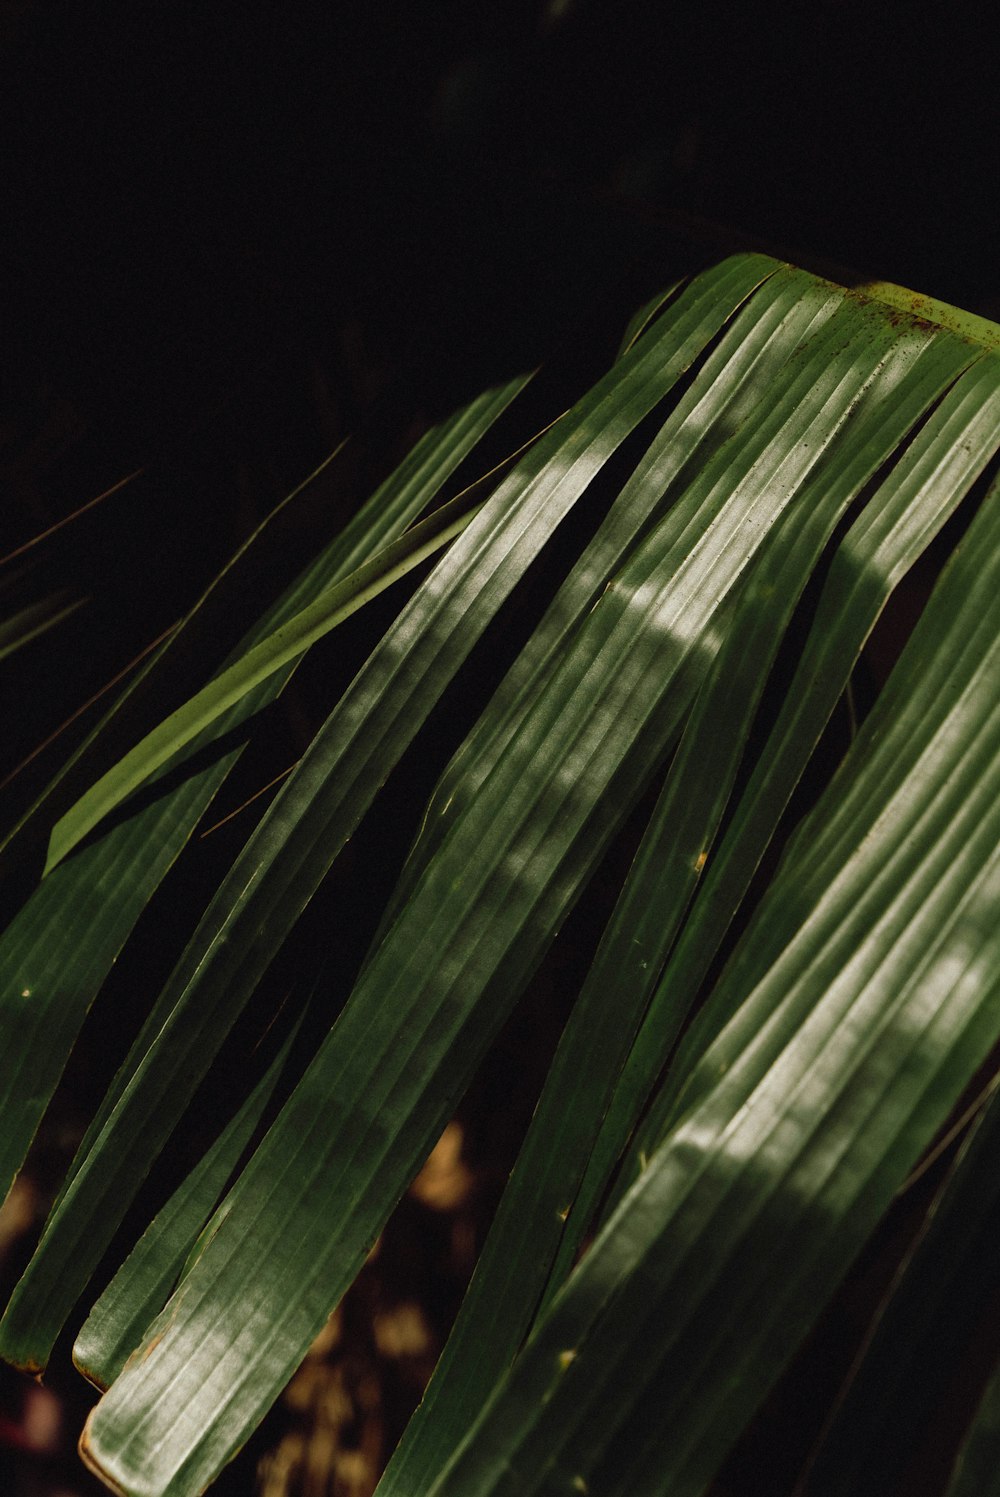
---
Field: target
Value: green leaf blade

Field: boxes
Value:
[614,355,1000,1184]
[0,378,527,1253]
[0,255,780,1381]
[376,303,981,1497]
[421,487,1000,1497]
[72,271,956,1497]
[72,1024,297,1392]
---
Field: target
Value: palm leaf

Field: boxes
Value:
[0,377,526,1223]
[72,1014,303,1393]
[375,287,982,1496]
[1,254,998,1497]
[561,350,1000,1259]
[0,253,772,1380]
[43,465,519,876]
[422,465,1000,1496]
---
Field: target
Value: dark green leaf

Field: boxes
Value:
[74,268,970,1497]
[0,256,777,1383]
[376,297,976,1496]
[422,470,1000,1497]
[0,378,526,1243]
[583,351,1000,1236]
[72,1021,299,1391]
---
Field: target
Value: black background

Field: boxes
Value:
[3,0,997,477]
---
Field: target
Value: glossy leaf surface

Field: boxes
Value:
[2,257,998,1497]
[0,378,526,1223]
[427,467,1000,1497]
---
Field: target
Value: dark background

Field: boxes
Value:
[3,0,997,488]
[3,0,996,737]
[0,2,997,1493]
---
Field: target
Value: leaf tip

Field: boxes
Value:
[72,1341,109,1393]
[78,1411,131,1497]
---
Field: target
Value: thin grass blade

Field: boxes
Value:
[44,474,505,875]
[0,594,87,662]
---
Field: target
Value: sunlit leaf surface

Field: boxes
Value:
[1,255,998,1497]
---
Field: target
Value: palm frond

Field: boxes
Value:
[1,253,998,1497]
